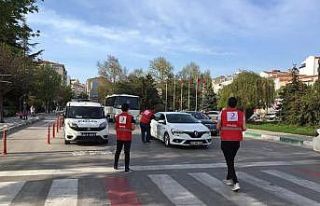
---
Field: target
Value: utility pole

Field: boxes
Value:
[173,78,175,111]
[318,57,320,82]
[195,77,198,111]
[188,78,191,110]
[165,80,168,112]
[180,80,183,111]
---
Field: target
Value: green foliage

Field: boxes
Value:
[218,71,274,118]
[247,122,318,136]
[33,64,62,112]
[280,77,320,126]
[114,72,161,110]
[0,0,42,49]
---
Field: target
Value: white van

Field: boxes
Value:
[63,101,109,144]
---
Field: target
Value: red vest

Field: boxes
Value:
[140,110,153,124]
[220,108,244,141]
[115,112,133,141]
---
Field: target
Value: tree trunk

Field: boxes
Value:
[0,93,4,123]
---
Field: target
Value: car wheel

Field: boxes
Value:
[164,133,170,147]
[64,140,70,145]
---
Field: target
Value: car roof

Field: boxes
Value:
[66,101,102,107]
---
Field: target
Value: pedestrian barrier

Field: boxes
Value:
[52,122,55,138]
[47,124,51,144]
[56,118,59,133]
[2,127,7,155]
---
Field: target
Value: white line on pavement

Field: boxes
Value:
[239,172,320,206]
[0,181,25,206]
[0,159,318,177]
[190,173,266,206]
[44,179,78,206]
[263,170,320,192]
[148,174,206,206]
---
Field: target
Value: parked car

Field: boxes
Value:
[206,110,220,122]
[63,101,109,144]
[150,112,212,147]
[185,111,218,136]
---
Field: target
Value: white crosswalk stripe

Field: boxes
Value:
[239,172,320,206]
[263,170,320,192]
[0,170,319,205]
[44,179,78,206]
[190,173,267,206]
[148,174,206,206]
[0,181,25,206]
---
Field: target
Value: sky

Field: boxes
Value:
[27,0,320,83]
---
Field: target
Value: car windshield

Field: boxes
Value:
[166,114,198,123]
[191,112,209,120]
[66,106,104,119]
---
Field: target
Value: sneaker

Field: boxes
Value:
[222,179,234,186]
[125,168,133,173]
[232,183,240,192]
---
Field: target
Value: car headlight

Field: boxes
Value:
[68,122,78,129]
[171,129,185,135]
[99,122,107,129]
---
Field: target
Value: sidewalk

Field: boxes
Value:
[245,129,315,149]
[0,114,45,137]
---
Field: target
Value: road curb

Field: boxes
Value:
[0,115,45,138]
[244,130,314,149]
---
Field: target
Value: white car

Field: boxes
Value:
[150,112,212,147]
[63,101,109,144]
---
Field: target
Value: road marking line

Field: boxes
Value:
[148,174,206,206]
[239,172,320,206]
[0,181,25,206]
[263,170,320,192]
[190,173,266,206]
[44,179,78,206]
[0,159,318,177]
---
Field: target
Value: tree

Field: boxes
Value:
[279,66,317,125]
[0,0,42,50]
[34,64,62,113]
[0,0,42,120]
[218,71,275,118]
[200,70,217,111]
[114,72,161,110]
[97,77,111,103]
[149,57,173,111]
[98,55,123,93]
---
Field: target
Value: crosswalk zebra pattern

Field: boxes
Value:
[0,169,319,206]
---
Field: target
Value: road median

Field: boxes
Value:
[244,129,315,150]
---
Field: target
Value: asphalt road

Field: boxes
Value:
[0,116,320,206]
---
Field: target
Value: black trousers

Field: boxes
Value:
[221,141,240,183]
[140,122,151,143]
[114,140,132,170]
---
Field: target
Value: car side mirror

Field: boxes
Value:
[158,120,166,124]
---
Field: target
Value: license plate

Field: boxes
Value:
[81,133,96,136]
[190,141,202,145]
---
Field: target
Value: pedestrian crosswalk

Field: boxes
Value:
[0,169,319,206]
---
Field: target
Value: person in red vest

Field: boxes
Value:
[139,107,155,143]
[114,103,135,172]
[217,97,246,192]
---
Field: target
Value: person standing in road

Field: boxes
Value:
[114,103,135,172]
[139,107,155,143]
[217,97,246,192]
